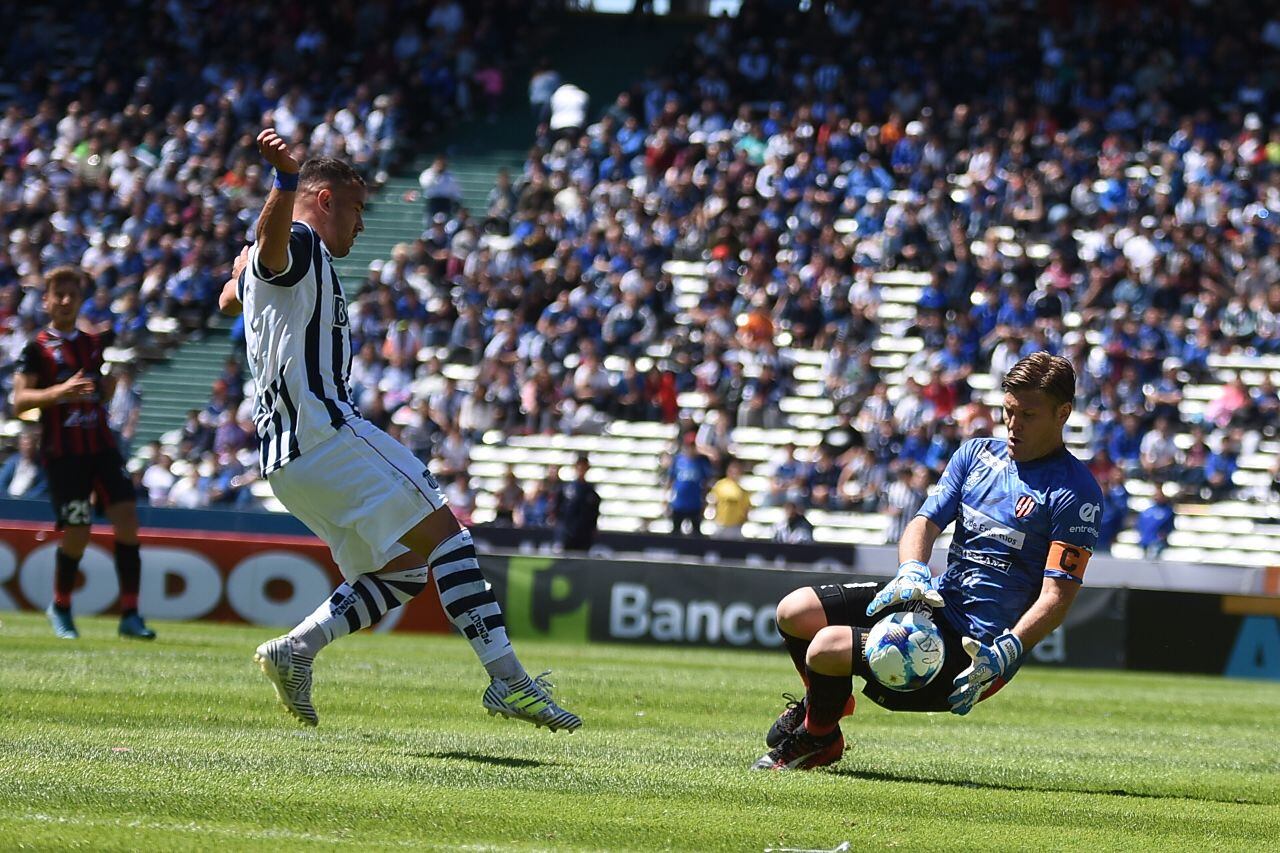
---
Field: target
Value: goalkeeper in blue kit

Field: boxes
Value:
[753,353,1104,771]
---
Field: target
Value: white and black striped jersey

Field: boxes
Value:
[239,221,360,475]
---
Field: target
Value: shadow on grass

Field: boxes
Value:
[412,751,553,769]
[833,768,1267,806]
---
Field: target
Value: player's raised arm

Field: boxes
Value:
[254,128,301,275]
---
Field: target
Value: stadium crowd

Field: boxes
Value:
[0,0,550,507]
[272,0,1280,547]
[10,0,1280,551]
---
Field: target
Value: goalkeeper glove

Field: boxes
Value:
[947,631,1023,716]
[865,560,945,617]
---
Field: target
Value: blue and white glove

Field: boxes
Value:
[947,631,1023,716]
[865,560,945,617]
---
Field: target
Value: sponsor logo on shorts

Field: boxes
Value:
[960,503,1026,550]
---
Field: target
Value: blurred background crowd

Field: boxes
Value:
[6,0,1280,558]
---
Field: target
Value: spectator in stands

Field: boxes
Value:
[807,446,844,510]
[170,0,1280,552]
[1137,486,1177,561]
[668,435,713,536]
[0,429,47,499]
[762,443,803,508]
[418,156,463,221]
[167,460,209,509]
[141,453,175,506]
[773,500,814,544]
[880,464,927,545]
[836,445,884,514]
[518,468,559,529]
[690,406,730,466]
[487,168,518,220]
[1203,435,1241,503]
[528,60,561,122]
[445,473,478,527]
[709,458,751,538]
[178,409,213,458]
[107,365,142,456]
[1108,414,1146,475]
[436,426,472,481]
[1097,469,1130,554]
[492,468,525,527]
[1139,417,1180,482]
[549,83,589,141]
[1205,378,1250,430]
[206,452,257,509]
[555,454,601,552]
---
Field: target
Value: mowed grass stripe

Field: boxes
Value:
[0,613,1277,851]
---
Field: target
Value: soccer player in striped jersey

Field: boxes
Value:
[218,129,580,732]
[753,353,1103,770]
[12,266,155,640]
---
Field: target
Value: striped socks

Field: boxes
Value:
[286,528,525,683]
[428,528,521,677]
[288,565,429,656]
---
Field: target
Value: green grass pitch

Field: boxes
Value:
[1,612,1278,852]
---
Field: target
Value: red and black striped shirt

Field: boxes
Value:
[16,328,116,461]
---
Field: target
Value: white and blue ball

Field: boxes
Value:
[864,611,946,692]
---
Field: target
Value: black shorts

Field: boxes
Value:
[811,582,996,713]
[45,449,136,528]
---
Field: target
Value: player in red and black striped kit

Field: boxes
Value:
[12,266,155,640]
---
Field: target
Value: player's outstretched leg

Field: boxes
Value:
[423,526,581,733]
[396,506,582,732]
[764,586,833,746]
[754,625,854,770]
[255,563,430,725]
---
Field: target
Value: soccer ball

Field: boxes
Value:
[864,611,946,692]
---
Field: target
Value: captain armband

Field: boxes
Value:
[1046,540,1090,582]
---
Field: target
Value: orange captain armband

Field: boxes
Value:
[1047,540,1090,582]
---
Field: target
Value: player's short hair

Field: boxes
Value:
[298,157,366,194]
[1002,352,1075,406]
[43,265,89,295]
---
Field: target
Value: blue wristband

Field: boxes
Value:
[273,170,299,192]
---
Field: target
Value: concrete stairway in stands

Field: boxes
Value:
[133,325,235,446]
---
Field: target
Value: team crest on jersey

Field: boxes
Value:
[333,294,349,327]
[1014,495,1039,518]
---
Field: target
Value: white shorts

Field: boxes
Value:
[267,419,448,581]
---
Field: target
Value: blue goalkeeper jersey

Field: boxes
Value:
[917,438,1103,644]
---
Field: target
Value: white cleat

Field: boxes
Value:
[254,636,318,726]
[482,671,582,733]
